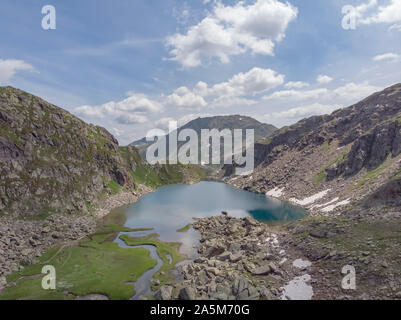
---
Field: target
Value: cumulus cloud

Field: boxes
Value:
[262,82,381,124]
[316,75,333,84]
[331,82,380,103]
[356,0,401,25]
[193,67,284,101]
[115,114,148,125]
[74,93,162,124]
[166,0,298,67]
[263,103,342,122]
[111,128,124,137]
[211,96,257,108]
[0,59,34,84]
[373,52,400,62]
[165,67,284,110]
[284,81,310,89]
[263,88,328,101]
[165,87,207,110]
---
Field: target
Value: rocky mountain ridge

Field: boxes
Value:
[225,83,401,216]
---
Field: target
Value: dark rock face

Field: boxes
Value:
[0,86,135,217]
[327,121,401,179]
[362,178,401,208]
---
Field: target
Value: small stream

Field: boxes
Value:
[116,234,164,300]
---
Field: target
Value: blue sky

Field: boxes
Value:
[1,0,401,144]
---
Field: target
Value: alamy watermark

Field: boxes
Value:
[41,265,56,290]
[145,121,255,176]
[41,5,56,30]
[341,265,356,290]
[341,5,357,30]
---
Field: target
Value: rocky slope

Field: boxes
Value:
[225,83,401,216]
[0,86,139,218]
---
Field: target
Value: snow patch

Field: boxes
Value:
[310,197,339,210]
[281,274,313,300]
[266,187,285,198]
[290,189,331,206]
[321,199,351,212]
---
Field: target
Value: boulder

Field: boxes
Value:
[217,251,231,261]
[155,286,173,300]
[229,252,242,263]
[252,265,271,276]
[179,287,196,300]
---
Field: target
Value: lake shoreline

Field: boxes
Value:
[0,180,311,300]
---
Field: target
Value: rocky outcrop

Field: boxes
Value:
[159,215,290,300]
[361,178,401,208]
[326,120,401,179]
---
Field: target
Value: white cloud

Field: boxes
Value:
[284,81,310,89]
[0,59,34,84]
[115,114,148,125]
[373,52,400,62]
[166,0,297,67]
[331,82,380,103]
[210,96,257,108]
[316,75,333,84]
[74,93,163,123]
[165,87,207,110]
[389,23,401,31]
[165,67,284,110]
[261,82,381,125]
[263,88,328,101]
[358,0,401,25]
[111,128,124,137]
[155,117,177,130]
[263,103,342,122]
[198,67,285,98]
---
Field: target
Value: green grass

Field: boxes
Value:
[107,180,122,195]
[260,137,272,145]
[120,233,185,290]
[356,160,389,188]
[176,224,191,233]
[100,177,123,195]
[321,141,330,150]
[0,124,22,145]
[313,170,327,188]
[313,150,349,187]
[0,224,158,300]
